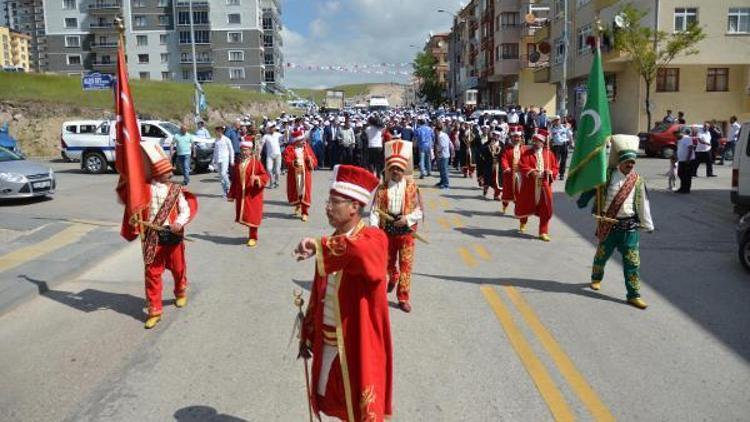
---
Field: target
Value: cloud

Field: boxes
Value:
[281,0,462,88]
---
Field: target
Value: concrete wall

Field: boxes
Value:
[518,68,557,114]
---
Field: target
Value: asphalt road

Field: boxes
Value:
[0,156,748,421]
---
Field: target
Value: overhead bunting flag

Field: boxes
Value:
[564,42,612,197]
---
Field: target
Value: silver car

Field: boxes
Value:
[0,146,56,199]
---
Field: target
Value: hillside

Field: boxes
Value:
[289,83,407,107]
[0,73,286,156]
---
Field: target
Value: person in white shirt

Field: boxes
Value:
[194,121,211,139]
[211,126,234,198]
[435,124,451,189]
[262,122,283,188]
[366,116,384,176]
[675,127,695,193]
[508,108,519,124]
[722,115,741,165]
[693,122,714,177]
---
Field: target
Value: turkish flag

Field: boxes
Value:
[114,40,150,241]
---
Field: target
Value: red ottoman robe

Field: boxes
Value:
[282,143,317,209]
[501,144,527,203]
[515,147,559,220]
[228,157,269,227]
[302,221,393,422]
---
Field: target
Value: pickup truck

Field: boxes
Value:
[61,120,215,174]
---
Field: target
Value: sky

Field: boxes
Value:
[281,0,463,89]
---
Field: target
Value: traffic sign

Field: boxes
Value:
[82,72,115,90]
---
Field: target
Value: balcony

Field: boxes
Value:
[90,41,118,49]
[534,22,550,44]
[89,22,117,31]
[176,1,208,8]
[533,66,550,83]
[180,58,213,65]
[519,54,549,69]
[88,3,121,13]
[91,60,116,69]
[495,59,520,76]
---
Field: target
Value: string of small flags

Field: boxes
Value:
[285,62,413,75]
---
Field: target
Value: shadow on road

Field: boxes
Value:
[0,196,53,207]
[193,192,225,199]
[444,209,505,218]
[19,275,145,322]
[265,199,292,207]
[414,272,628,306]
[173,405,248,422]
[191,232,247,246]
[552,187,750,362]
[440,194,485,201]
[453,226,538,240]
[265,212,298,221]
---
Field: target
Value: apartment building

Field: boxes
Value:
[8,0,283,92]
[3,0,47,71]
[0,25,32,71]
[447,0,479,106]
[424,33,450,96]
[534,0,750,134]
[260,0,283,93]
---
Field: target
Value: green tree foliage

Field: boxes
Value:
[412,51,445,106]
[613,3,705,129]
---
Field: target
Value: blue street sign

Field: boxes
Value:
[82,72,115,90]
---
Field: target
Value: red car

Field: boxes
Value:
[642,122,726,159]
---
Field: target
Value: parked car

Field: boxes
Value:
[61,119,215,174]
[0,122,22,155]
[643,122,727,159]
[731,121,750,215]
[470,109,508,122]
[0,145,55,199]
[737,212,750,272]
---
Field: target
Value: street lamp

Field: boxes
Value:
[436,9,456,17]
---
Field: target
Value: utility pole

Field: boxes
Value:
[189,0,200,122]
[560,0,569,118]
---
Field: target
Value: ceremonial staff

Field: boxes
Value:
[293,289,314,422]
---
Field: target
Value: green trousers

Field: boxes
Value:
[591,228,641,299]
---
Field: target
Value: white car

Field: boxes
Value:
[731,121,750,214]
[61,120,215,174]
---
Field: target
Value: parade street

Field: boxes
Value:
[1,157,748,422]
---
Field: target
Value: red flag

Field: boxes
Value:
[114,39,150,241]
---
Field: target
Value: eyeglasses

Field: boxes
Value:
[325,198,353,207]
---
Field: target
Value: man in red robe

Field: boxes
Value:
[283,129,317,222]
[140,146,198,329]
[515,131,559,241]
[370,137,422,312]
[228,139,269,247]
[501,125,527,215]
[295,164,392,422]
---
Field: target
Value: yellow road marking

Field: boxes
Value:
[480,286,575,422]
[504,286,615,421]
[436,217,451,229]
[438,197,450,208]
[458,246,479,268]
[472,244,492,261]
[0,224,96,273]
[428,199,439,210]
[450,215,464,228]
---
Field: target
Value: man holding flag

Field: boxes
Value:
[566,27,654,309]
[113,20,198,329]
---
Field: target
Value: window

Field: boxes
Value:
[197,70,213,82]
[132,0,145,7]
[160,34,169,44]
[64,18,77,28]
[263,34,273,47]
[227,13,241,24]
[64,36,80,48]
[139,72,150,80]
[160,53,169,63]
[577,24,593,55]
[179,30,209,44]
[265,69,275,82]
[158,0,170,6]
[227,0,240,5]
[178,11,208,25]
[158,15,170,26]
[553,37,564,64]
[182,70,191,80]
[229,68,245,80]
[728,8,750,33]
[228,50,244,61]
[554,0,564,18]
[576,0,591,7]
[137,54,149,64]
[134,15,146,27]
[66,54,81,65]
[227,32,242,43]
[706,68,729,92]
[500,13,519,28]
[263,17,273,30]
[501,43,519,59]
[264,53,274,65]
[161,71,171,80]
[656,68,680,92]
[62,0,76,10]
[674,8,697,32]
[136,35,148,46]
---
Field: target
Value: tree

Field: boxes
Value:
[613,3,705,130]
[412,51,445,106]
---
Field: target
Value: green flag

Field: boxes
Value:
[564,47,612,196]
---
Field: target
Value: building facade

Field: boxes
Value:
[5,0,284,92]
[424,32,450,98]
[260,0,283,93]
[0,25,32,71]
[534,0,750,134]
[4,0,47,71]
